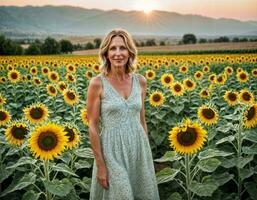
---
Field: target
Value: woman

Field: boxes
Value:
[87,28,160,200]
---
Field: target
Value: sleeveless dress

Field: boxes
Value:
[89,73,160,200]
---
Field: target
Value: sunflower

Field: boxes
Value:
[29,123,68,160]
[26,74,32,81]
[80,108,89,126]
[224,66,233,76]
[33,77,41,86]
[194,71,204,80]
[169,118,207,154]
[239,89,255,105]
[48,71,60,83]
[237,67,243,73]
[23,103,49,124]
[203,66,210,73]
[179,65,188,74]
[198,105,219,126]
[85,71,93,79]
[5,121,29,146]
[243,104,257,128]
[93,65,100,73]
[215,74,227,85]
[30,66,38,76]
[63,89,79,106]
[41,66,50,75]
[8,70,20,83]
[149,91,165,107]
[57,81,68,93]
[252,68,257,77]
[66,73,76,83]
[224,91,238,106]
[0,94,6,106]
[0,77,7,83]
[66,65,76,73]
[161,73,174,88]
[0,109,11,126]
[237,71,249,83]
[64,125,80,149]
[46,84,57,97]
[183,78,196,91]
[199,89,210,99]
[145,70,156,80]
[171,82,184,96]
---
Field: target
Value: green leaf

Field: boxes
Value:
[0,172,36,197]
[240,168,254,180]
[0,163,15,182]
[74,160,91,170]
[167,192,182,200]
[156,167,180,184]
[22,190,41,200]
[216,123,235,133]
[243,130,257,143]
[216,135,235,145]
[6,157,37,169]
[219,157,236,168]
[154,151,182,163]
[171,104,184,114]
[198,158,221,172]
[43,178,73,197]
[73,148,94,158]
[71,177,91,192]
[212,172,234,186]
[242,144,257,154]
[198,149,233,160]
[237,155,254,168]
[190,176,219,197]
[244,182,257,200]
[52,163,78,177]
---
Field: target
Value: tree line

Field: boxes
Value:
[1,34,256,55]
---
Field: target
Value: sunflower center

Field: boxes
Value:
[11,125,28,140]
[67,91,75,100]
[196,73,201,78]
[202,108,215,119]
[182,67,186,71]
[43,69,48,73]
[202,91,208,96]
[186,81,193,87]
[228,93,237,101]
[64,127,75,142]
[164,76,171,83]
[51,74,57,80]
[253,71,257,75]
[177,127,197,146]
[246,106,255,120]
[153,94,161,102]
[242,92,251,101]
[0,111,7,120]
[38,131,58,151]
[240,73,246,79]
[88,72,92,77]
[60,84,66,90]
[174,84,181,92]
[50,86,56,93]
[11,72,18,79]
[148,72,153,77]
[30,107,44,119]
[210,76,215,81]
[217,77,223,82]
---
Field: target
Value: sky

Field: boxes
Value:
[0,0,257,21]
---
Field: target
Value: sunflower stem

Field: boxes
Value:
[185,154,192,200]
[237,121,243,200]
[43,160,52,200]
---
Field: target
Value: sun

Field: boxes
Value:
[135,0,157,15]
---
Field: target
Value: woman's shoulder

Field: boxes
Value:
[88,74,103,90]
[134,73,147,87]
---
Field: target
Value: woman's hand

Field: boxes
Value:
[97,165,109,189]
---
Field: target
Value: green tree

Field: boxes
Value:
[26,43,41,55]
[93,38,102,49]
[60,39,73,54]
[182,34,197,44]
[159,41,166,46]
[41,37,61,54]
[85,42,94,50]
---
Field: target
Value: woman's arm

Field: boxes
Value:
[86,76,109,189]
[138,74,148,137]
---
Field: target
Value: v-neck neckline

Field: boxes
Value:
[103,73,134,102]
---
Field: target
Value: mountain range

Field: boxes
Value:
[0,6,257,37]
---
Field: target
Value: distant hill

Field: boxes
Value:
[0,6,257,37]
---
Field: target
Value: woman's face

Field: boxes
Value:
[107,36,129,71]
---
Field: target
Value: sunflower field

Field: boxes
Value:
[0,54,257,200]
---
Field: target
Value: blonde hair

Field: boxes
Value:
[99,28,137,74]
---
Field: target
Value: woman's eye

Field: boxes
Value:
[120,46,126,50]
